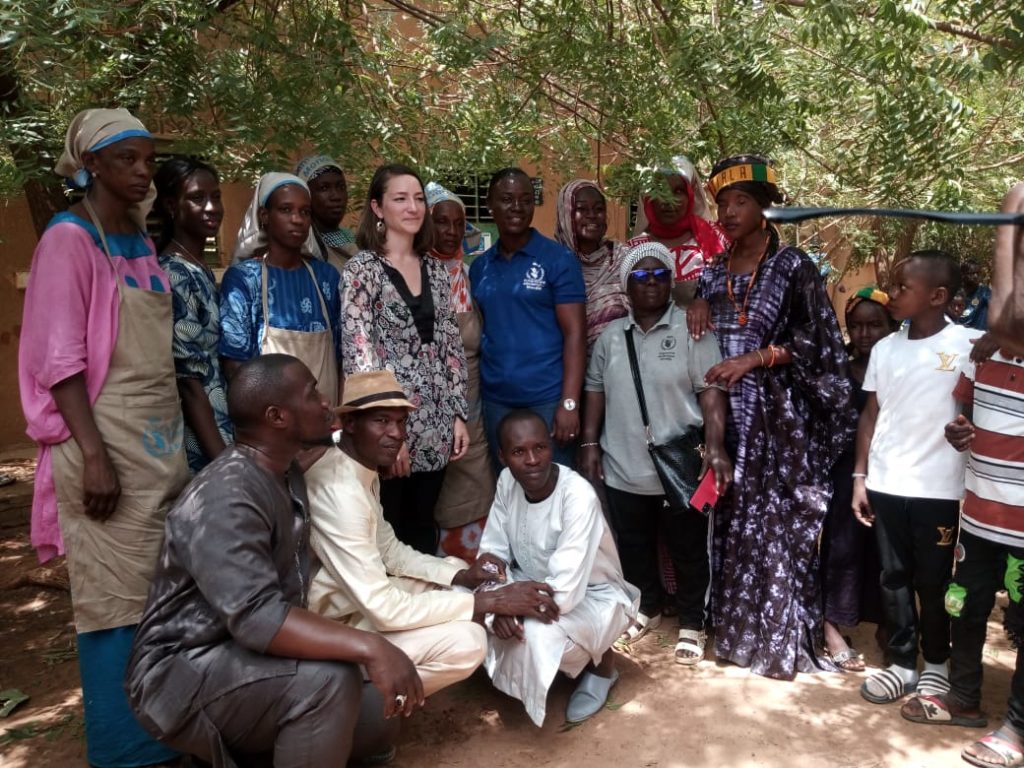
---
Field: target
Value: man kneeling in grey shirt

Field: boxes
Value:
[126,354,421,768]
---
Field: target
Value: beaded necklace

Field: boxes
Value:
[725,234,771,326]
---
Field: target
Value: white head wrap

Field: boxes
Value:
[424,181,465,211]
[620,241,676,291]
[232,173,314,262]
[54,108,155,229]
[294,154,344,184]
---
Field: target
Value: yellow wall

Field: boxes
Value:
[0,195,38,447]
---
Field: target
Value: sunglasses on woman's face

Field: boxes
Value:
[628,268,672,283]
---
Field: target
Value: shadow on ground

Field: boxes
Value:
[0,444,1013,767]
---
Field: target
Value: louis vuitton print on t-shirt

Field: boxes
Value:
[863,321,979,501]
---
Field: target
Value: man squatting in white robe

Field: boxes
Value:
[479,408,639,725]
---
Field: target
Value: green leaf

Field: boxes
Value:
[0,689,29,718]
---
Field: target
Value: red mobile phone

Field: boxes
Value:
[690,470,721,516]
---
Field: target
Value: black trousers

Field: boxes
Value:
[948,529,1024,733]
[870,490,959,668]
[380,469,446,555]
[156,660,396,768]
[605,485,710,630]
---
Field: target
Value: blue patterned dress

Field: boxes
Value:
[159,253,233,473]
[218,257,342,362]
[698,238,855,679]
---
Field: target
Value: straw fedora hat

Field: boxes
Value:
[336,370,416,413]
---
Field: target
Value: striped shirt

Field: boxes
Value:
[955,352,1024,546]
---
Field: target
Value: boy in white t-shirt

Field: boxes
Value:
[852,250,978,705]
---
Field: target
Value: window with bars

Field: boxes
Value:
[442,173,544,223]
[441,173,543,257]
[448,178,493,224]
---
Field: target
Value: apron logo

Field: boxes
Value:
[935,352,959,372]
[936,526,955,546]
[143,416,184,458]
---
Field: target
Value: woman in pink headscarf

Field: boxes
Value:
[628,156,729,306]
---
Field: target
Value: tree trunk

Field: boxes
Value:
[871,219,921,289]
[20,176,69,238]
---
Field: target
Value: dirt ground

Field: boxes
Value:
[0,446,1018,768]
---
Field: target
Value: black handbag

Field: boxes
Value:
[623,328,705,510]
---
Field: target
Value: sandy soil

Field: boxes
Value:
[0,446,1017,768]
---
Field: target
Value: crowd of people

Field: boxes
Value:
[15,106,1024,768]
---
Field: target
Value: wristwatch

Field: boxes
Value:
[562,398,577,412]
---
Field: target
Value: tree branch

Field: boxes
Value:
[773,0,1007,46]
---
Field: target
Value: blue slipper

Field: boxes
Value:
[566,669,620,723]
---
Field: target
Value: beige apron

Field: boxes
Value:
[259,258,340,407]
[53,200,190,633]
[434,309,496,528]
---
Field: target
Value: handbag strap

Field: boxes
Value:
[623,328,654,445]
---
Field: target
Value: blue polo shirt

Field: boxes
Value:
[469,228,586,406]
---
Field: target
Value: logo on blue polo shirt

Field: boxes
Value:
[523,262,546,291]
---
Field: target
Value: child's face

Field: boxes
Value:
[887,259,946,322]
[949,292,966,318]
[847,301,892,357]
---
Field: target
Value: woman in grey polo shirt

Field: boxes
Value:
[580,241,732,665]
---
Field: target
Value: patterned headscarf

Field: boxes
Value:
[232,173,313,262]
[620,241,676,292]
[707,154,784,207]
[555,179,604,254]
[294,154,344,184]
[425,181,463,212]
[844,285,891,319]
[633,156,722,262]
[55,108,155,229]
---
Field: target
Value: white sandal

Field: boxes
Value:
[675,628,706,665]
[617,611,662,644]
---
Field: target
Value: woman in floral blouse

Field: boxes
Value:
[341,163,469,554]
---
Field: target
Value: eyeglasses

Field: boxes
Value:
[628,268,672,283]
